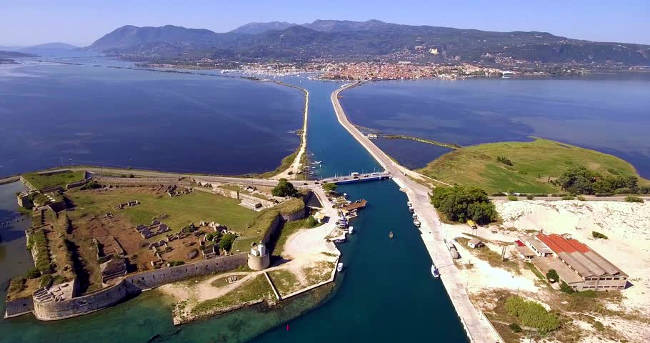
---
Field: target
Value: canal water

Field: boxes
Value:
[0,75,467,342]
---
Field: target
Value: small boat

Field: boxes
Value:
[412,213,418,219]
[413,219,421,227]
[389,231,394,239]
[408,207,414,213]
[348,226,354,234]
[407,201,413,207]
[337,263,344,272]
[431,264,440,278]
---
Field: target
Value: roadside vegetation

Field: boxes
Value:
[556,166,648,195]
[419,138,648,194]
[430,185,498,224]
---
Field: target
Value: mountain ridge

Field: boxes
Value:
[88,20,650,66]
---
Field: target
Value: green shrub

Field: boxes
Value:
[561,195,575,200]
[497,156,513,166]
[592,231,608,239]
[219,233,237,252]
[508,323,522,333]
[506,195,517,201]
[526,195,534,200]
[546,269,559,283]
[577,195,586,201]
[168,261,185,267]
[593,320,605,331]
[560,281,575,294]
[624,196,643,203]
[322,182,337,193]
[306,216,318,228]
[25,267,41,279]
[505,296,560,334]
[431,186,498,225]
[272,178,298,197]
[40,274,54,288]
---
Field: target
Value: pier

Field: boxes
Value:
[331,83,502,343]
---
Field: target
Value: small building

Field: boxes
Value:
[529,233,628,291]
[468,239,484,249]
[248,242,270,270]
[513,243,536,262]
[520,235,554,257]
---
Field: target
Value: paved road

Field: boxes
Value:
[331,84,502,343]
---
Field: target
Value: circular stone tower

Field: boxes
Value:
[247,242,270,270]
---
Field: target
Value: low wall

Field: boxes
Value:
[126,253,247,289]
[4,297,34,318]
[30,253,247,321]
[33,281,133,321]
[261,214,283,246]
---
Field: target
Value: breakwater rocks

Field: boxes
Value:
[5,253,247,321]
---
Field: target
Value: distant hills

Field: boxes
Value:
[88,19,650,66]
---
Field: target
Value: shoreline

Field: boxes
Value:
[331,82,501,343]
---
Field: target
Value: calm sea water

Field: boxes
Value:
[0,61,304,177]
[341,79,650,176]
[0,76,467,342]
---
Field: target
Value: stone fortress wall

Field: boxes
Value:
[22,253,247,321]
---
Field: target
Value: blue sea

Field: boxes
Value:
[0,60,304,177]
[341,79,650,177]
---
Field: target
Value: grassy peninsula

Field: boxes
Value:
[419,138,648,194]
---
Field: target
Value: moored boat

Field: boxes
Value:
[389,231,394,239]
[431,264,440,278]
[337,262,344,272]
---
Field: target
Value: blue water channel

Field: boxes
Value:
[0,72,467,342]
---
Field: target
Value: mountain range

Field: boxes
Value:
[85,19,650,65]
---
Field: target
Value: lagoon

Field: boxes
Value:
[0,61,304,177]
[341,79,650,176]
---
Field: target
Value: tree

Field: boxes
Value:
[219,233,237,252]
[546,269,559,283]
[431,185,497,224]
[557,166,598,194]
[272,178,298,197]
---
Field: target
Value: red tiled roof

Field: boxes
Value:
[536,233,591,254]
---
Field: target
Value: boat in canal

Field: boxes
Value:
[431,264,440,278]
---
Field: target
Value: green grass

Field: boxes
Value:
[68,189,257,234]
[268,269,301,295]
[22,170,85,190]
[232,197,306,252]
[192,274,274,315]
[419,138,647,194]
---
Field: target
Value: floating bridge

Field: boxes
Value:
[319,171,391,185]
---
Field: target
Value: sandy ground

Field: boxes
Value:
[495,199,650,315]
[443,199,650,342]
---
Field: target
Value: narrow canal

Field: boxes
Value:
[252,78,467,341]
[0,75,467,342]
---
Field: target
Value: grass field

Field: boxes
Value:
[418,138,647,194]
[22,170,85,190]
[68,189,257,234]
[192,274,274,315]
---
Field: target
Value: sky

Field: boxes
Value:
[1,0,649,46]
